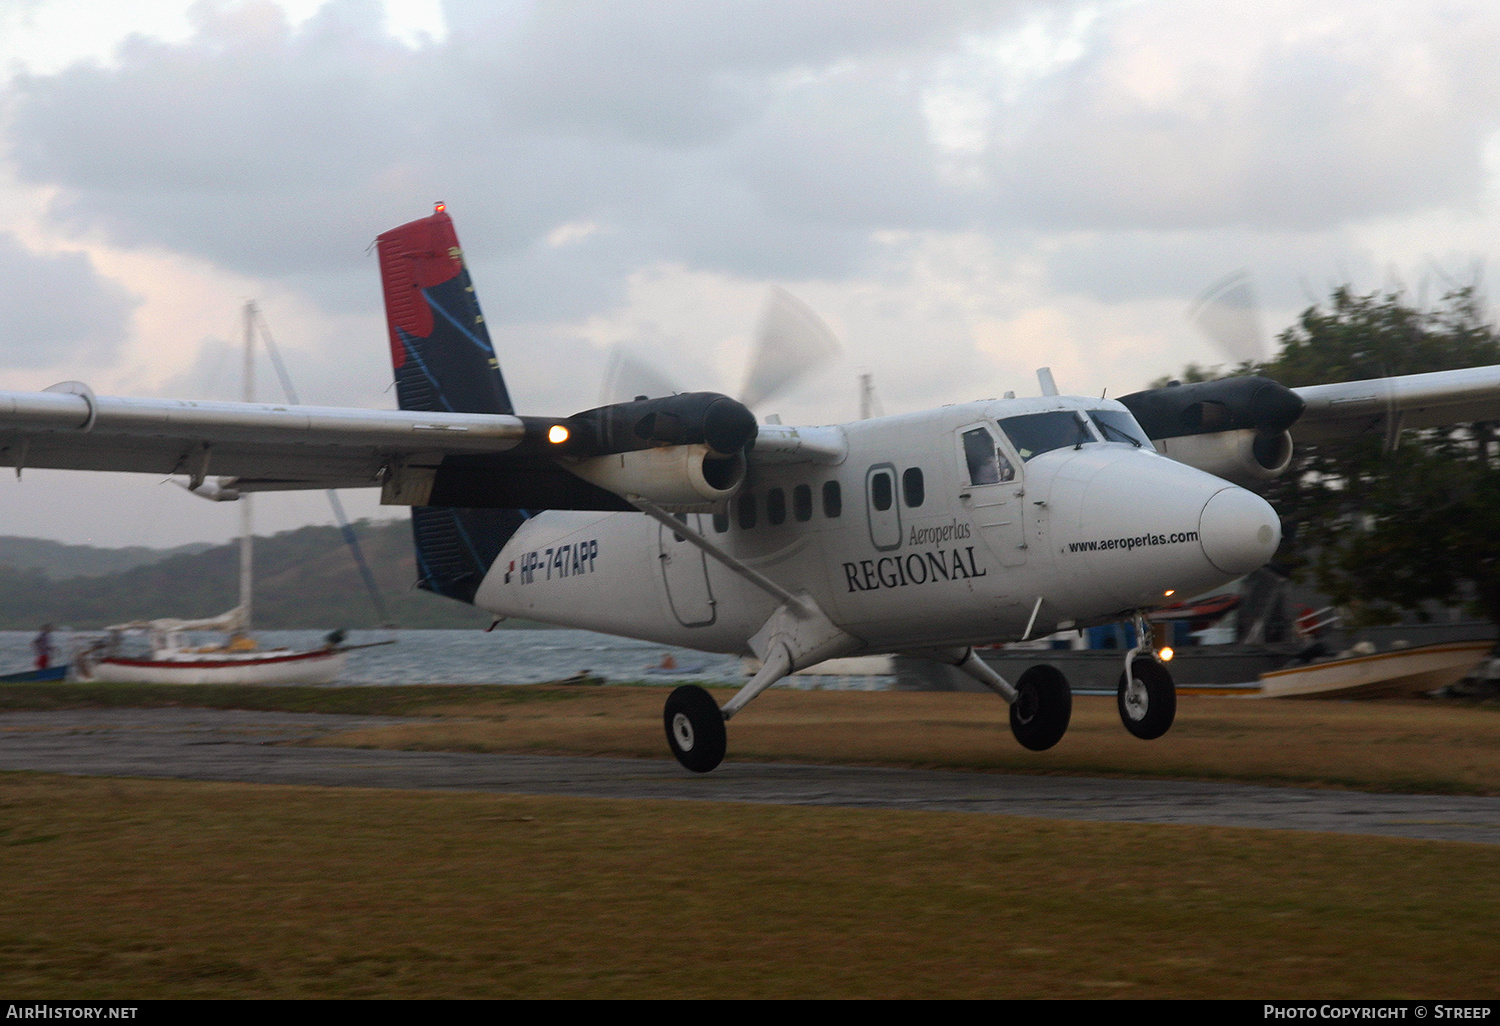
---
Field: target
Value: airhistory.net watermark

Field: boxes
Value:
[5,1008,137,1019]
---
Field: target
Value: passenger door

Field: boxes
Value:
[658,515,716,627]
[956,424,1026,567]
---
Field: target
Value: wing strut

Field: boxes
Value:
[628,495,860,720]
[627,495,803,610]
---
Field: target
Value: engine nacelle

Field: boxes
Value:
[567,443,746,509]
[1155,428,1293,489]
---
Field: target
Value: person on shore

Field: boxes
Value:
[32,624,54,670]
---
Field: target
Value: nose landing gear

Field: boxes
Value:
[1118,658,1176,739]
[1117,610,1177,739]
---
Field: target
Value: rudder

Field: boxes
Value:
[376,206,527,605]
[377,205,513,416]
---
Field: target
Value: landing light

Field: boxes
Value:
[1164,590,1175,597]
[548,424,570,444]
[1158,646,1175,662]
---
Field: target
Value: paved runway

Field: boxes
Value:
[2,707,1499,845]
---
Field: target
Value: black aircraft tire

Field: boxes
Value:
[1009,665,1072,752]
[664,684,727,773]
[1118,659,1177,740]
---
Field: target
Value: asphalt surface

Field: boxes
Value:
[2,707,1499,845]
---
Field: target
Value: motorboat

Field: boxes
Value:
[1255,639,1493,699]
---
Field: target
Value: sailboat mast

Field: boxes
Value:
[240,301,255,630]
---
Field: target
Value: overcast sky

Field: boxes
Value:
[3,0,1500,547]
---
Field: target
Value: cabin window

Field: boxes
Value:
[712,511,729,533]
[962,427,1015,485]
[823,480,842,518]
[767,487,787,525]
[902,468,924,508]
[737,494,757,530]
[1089,409,1151,448]
[962,428,1001,485]
[793,484,813,522]
[999,410,1095,461]
[871,471,893,511]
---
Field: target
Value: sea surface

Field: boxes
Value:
[0,629,892,690]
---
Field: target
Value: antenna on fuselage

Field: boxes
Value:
[1037,367,1059,397]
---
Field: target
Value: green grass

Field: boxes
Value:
[0,772,1496,999]
[0,681,597,716]
[7,683,1500,795]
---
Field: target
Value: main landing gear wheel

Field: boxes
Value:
[1009,665,1072,751]
[664,684,727,773]
[1118,659,1176,740]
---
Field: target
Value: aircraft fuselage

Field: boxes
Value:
[475,395,1280,656]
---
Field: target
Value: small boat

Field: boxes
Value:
[73,302,359,687]
[643,653,712,675]
[76,611,350,686]
[0,665,68,684]
[1254,639,1493,699]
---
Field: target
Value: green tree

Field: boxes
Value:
[1253,287,1500,627]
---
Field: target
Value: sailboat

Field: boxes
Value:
[77,303,352,685]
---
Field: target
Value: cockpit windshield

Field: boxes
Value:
[998,411,1096,461]
[1088,409,1152,448]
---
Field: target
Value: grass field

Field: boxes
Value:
[319,686,1500,795]
[2,681,1499,794]
[1,772,1497,999]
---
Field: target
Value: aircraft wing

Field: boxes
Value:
[0,383,844,510]
[0,386,527,492]
[1290,365,1500,442]
[750,423,848,464]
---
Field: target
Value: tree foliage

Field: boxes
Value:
[1253,287,1500,626]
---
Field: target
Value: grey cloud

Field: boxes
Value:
[11,0,1500,339]
[1042,230,1384,310]
[10,0,430,275]
[715,65,962,232]
[0,232,137,368]
[985,4,1500,233]
[5,0,1031,313]
[455,0,1021,143]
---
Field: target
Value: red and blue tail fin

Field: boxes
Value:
[376,207,527,605]
[377,206,513,416]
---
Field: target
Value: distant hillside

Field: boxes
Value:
[0,520,497,630]
[0,536,214,580]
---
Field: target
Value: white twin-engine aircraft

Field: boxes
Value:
[6,207,1500,772]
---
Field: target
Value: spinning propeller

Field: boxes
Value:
[600,286,842,411]
[1189,270,1270,367]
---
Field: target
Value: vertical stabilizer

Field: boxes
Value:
[377,207,513,415]
[376,207,526,605]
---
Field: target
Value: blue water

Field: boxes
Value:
[0,629,892,690]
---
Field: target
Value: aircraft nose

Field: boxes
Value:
[1199,487,1280,575]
